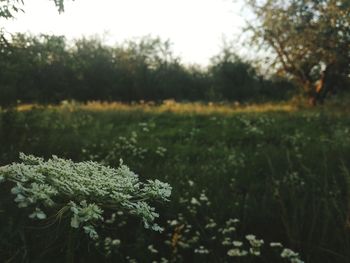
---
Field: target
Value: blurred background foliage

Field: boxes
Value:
[0,33,296,107]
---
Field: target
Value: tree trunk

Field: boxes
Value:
[307,64,337,106]
[302,81,318,106]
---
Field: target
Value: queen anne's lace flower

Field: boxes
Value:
[0,153,171,240]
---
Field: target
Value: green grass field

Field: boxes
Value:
[1,101,350,262]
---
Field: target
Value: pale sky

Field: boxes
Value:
[2,0,246,66]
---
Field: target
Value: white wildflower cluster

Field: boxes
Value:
[148,244,159,254]
[280,248,304,263]
[227,150,245,169]
[155,146,167,157]
[69,200,103,239]
[219,218,239,237]
[270,242,283,248]
[205,218,217,229]
[227,248,248,257]
[98,130,167,164]
[139,122,150,132]
[152,257,169,263]
[239,117,264,136]
[156,187,304,263]
[194,245,210,254]
[199,190,211,206]
[143,179,172,201]
[283,171,305,188]
[0,153,171,241]
[268,242,304,263]
[106,132,148,161]
[102,237,121,256]
[188,190,211,212]
[220,218,304,262]
[220,218,249,257]
[283,130,308,159]
[190,197,201,206]
[256,116,276,126]
[125,256,138,263]
[245,234,264,256]
[138,121,156,133]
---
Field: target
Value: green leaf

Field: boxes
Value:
[11,186,21,195]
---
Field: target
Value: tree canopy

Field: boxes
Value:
[0,0,68,19]
[0,0,303,105]
[0,33,293,105]
[246,0,350,104]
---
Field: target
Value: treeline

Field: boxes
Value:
[0,34,294,106]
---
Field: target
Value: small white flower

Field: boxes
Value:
[270,242,283,248]
[249,248,261,256]
[245,234,256,241]
[233,241,243,247]
[112,239,121,246]
[148,244,158,254]
[222,226,236,234]
[249,238,264,247]
[199,192,209,202]
[227,248,248,257]
[205,220,217,229]
[291,258,304,263]
[190,197,201,206]
[194,246,210,254]
[222,237,232,246]
[168,219,178,226]
[281,248,299,258]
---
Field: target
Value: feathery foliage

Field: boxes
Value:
[0,153,171,240]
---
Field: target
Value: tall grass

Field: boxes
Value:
[0,101,349,262]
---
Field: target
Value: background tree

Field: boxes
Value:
[208,45,294,102]
[0,33,294,105]
[245,0,350,104]
[0,0,68,19]
[1,0,71,62]
[209,47,259,102]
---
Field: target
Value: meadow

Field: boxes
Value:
[1,100,350,263]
